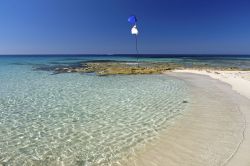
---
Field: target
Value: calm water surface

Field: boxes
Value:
[0,55,190,165]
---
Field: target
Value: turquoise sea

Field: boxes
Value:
[0,55,249,165]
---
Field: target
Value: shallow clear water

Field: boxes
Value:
[0,56,189,165]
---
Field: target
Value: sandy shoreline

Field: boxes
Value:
[174,70,250,166]
[174,69,250,100]
[130,71,250,166]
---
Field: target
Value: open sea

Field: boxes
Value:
[0,54,250,165]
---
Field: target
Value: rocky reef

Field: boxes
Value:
[51,61,180,76]
[33,60,250,76]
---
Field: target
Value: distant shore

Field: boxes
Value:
[130,70,250,166]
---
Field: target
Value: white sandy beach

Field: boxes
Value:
[174,70,250,166]
[175,70,250,100]
[131,70,250,166]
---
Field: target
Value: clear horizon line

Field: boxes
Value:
[1,53,250,56]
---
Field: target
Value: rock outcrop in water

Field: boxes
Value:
[33,60,250,76]
[49,61,181,75]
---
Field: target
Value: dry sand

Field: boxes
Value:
[130,71,250,166]
[174,70,250,100]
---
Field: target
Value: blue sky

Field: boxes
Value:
[0,0,250,54]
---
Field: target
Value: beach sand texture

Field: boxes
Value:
[173,70,250,166]
[175,70,250,100]
[131,72,250,166]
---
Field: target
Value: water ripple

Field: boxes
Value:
[0,66,189,165]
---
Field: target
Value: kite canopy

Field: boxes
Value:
[128,15,137,25]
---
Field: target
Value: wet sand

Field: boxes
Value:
[131,73,250,166]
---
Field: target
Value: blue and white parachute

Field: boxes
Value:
[128,15,140,66]
[128,15,139,35]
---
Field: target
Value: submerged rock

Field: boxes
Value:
[33,60,250,76]
[42,61,180,76]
